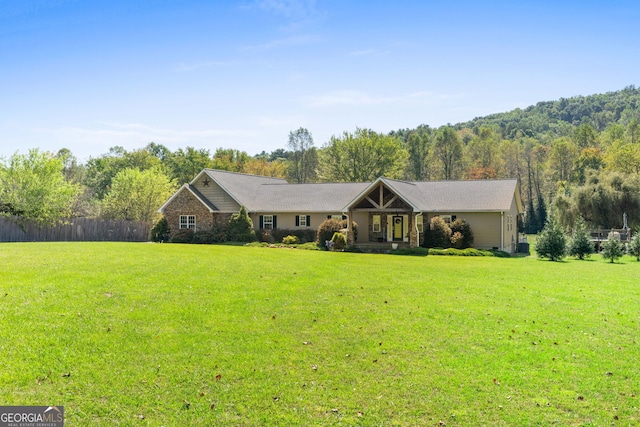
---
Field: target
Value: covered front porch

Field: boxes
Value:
[342,178,423,249]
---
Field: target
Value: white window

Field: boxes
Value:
[180,215,196,229]
[507,215,513,231]
[417,219,424,233]
[299,215,307,227]
[440,215,456,224]
[372,215,381,232]
[331,215,343,220]
[263,215,274,229]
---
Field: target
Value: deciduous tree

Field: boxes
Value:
[320,128,407,182]
[101,167,175,223]
[0,149,80,225]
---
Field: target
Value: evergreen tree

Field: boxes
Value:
[525,198,538,234]
[535,214,566,261]
[228,206,256,242]
[628,233,640,261]
[601,236,624,263]
[536,194,547,233]
[567,218,594,260]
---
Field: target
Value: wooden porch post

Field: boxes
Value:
[409,212,418,248]
[346,209,355,246]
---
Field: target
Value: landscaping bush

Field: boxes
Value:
[316,219,358,245]
[390,247,429,256]
[270,228,316,244]
[424,216,451,248]
[428,248,508,257]
[260,230,275,244]
[192,230,217,244]
[450,218,474,249]
[150,217,170,242]
[282,235,299,245]
[228,206,256,242]
[330,231,347,250]
[170,228,194,243]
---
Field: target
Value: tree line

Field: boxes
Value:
[1,86,640,232]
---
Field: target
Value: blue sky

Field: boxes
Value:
[1,0,638,161]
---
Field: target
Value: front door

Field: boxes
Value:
[392,216,403,241]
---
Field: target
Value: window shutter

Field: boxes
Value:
[295,215,300,226]
[259,215,264,229]
[306,215,311,227]
[273,215,277,229]
[452,215,457,222]
[342,215,347,220]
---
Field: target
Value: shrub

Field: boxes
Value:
[270,228,316,244]
[567,218,594,260]
[192,230,216,244]
[171,228,194,243]
[424,216,451,248]
[330,231,347,250]
[450,231,464,249]
[601,237,624,263]
[535,215,566,261]
[228,206,255,242]
[390,247,429,256]
[150,217,170,242]
[260,230,275,244]
[450,218,474,249]
[629,233,640,261]
[282,235,299,245]
[317,219,358,245]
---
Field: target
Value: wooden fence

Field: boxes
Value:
[0,216,152,242]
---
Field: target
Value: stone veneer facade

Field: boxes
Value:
[163,189,215,236]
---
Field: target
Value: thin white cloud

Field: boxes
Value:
[306,90,466,108]
[253,0,318,19]
[244,34,321,50]
[350,49,390,56]
[173,60,231,72]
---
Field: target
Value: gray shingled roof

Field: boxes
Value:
[409,179,519,212]
[252,182,371,212]
[193,170,519,214]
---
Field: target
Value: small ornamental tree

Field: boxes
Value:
[330,231,347,250]
[317,218,358,246]
[535,214,566,261]
[628,233,640,261]
[568,218,594,260]
[601,236,624,263]
[450,218,474,249]
[426,216,451,248]
[228,206,256,242]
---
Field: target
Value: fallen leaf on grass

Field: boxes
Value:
[215,374,222,381]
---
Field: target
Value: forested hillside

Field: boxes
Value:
[454,85,640,138]
[2,87,640,234]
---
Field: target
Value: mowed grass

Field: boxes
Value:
[1,243,640,426]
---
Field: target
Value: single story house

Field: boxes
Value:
[158,169,524,252]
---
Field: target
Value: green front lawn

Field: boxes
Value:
[1,242,639,425]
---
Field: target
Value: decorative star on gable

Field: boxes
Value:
[202,178,210,187]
